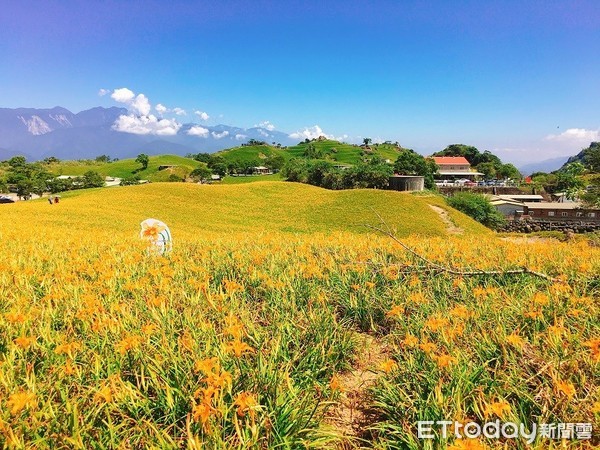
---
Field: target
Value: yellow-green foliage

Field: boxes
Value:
[0,183,597,448]
[9,182,480,237]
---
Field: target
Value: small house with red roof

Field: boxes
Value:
[431,156,483,180]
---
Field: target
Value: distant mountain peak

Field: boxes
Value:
[17,114,53,135]
[0,105,296,161]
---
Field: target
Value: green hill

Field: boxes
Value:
[286,139,402,165]
[213,140,403,166]
[215,145,290,164]
[4,182,490,237]
[47,154,203,182]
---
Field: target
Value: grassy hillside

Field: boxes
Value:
[286,139,402,165]
[214,140,403,166]
[2,181,490,237]
[47,154,203,182]
[215,145,290,164]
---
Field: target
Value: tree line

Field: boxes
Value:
[0,156,105,198]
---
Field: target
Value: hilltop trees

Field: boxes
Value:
[303,144,324,159]
[281,156,392,190]
[135,154,149,171]
[393,150,438,189]
[95,155,112,163]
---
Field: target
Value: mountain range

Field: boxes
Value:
[0,106,296,161]
[0,106,584,175]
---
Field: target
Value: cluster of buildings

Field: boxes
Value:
[389,156,600,223]
[490,194,599,223]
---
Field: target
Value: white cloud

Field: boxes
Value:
[130,93,151,116]
[289,125,333,140]
[111,88,135,103]
[212,131,229,139]
[112,114,181,136]
[258,129,271,138]
[108,87,187,136]
[172,107,186,116]
[98,88,110,96]
[235,134,247,141]
[195,110,210,121]
[545,128,600,143]
[110,88,151,115]
[256,120,275,131]
[187,125,210,137]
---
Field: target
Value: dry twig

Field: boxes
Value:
[366,212,559,282]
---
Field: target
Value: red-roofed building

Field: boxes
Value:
[431,156,483,180]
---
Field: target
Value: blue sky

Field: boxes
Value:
[1,0,599,163]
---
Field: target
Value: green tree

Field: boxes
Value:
[190,153,211,163]
[303,144,323,159]
[556,162,586,199]
[496,163,521,180]
[264,155,285,171]
[393,150,438,189]
[135,154,149,171]
[363,138,372,146]
[81,171,106,188]
[281,159,310,183]
[476,162,497,179]
[343,159,393,189]
[190,166,213,183]
[46,177,74,194]
[306,161,334,186]
[8,156,27,168]
[447,192,506,230]
[95,155,111,163]
[583,142,600,172]
[120,175,141,186]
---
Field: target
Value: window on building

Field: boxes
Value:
[561,212,568,217]
[547,211,554,216]
[576,212,583,217]
[589,212,597,218]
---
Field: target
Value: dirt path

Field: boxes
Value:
[326,333,388,448]
[428,204,463,234]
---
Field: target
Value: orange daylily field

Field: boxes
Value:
[0,183,598,449]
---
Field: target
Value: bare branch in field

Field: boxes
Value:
[365,222,559,283]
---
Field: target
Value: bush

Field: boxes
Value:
[446,192,506,230]
[120,175,141,186]
[168,174,184,182]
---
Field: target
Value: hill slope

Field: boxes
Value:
[214,140,403,166]
[215,145,290,164]
[1,182,490,237]
[48,154,203,182]
[286,140,402,164]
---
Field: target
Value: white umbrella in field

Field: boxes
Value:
[140,218,172,255]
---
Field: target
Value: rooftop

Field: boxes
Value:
[432,156,470,165]
[437,171,484,176]
[524,202,584,210]
[498,194,544,200]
